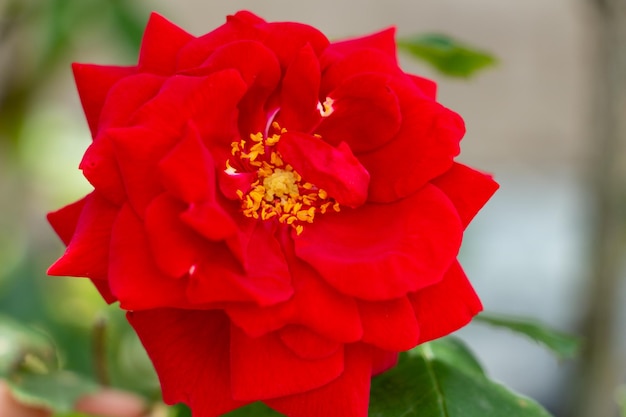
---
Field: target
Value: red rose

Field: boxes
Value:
[48,11,498,417]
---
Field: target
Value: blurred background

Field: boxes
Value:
[0,0,624,416]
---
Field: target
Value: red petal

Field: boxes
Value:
[108,126,172,217]
[80,134,126,206]
[109,204,189,310]
[265,343,372,417]
[176,12,265,71]
[230,325,344,400]
[410,74,437,99]
[278,132,370,208]
[431,163,499,228]
[409,261,482,344]
[90,278,117,304]
[320,49,400,97]
[359,77,464,203]
[127,309,248,416]
[316,72,402,153]
[279,325,341,360]
[226,249,362,343]
[295,185,462,300]
[358,297,420,351]
[139,13,194,75]
[48,192,118,280]
[97,73,165,132]
[277,44,322,133]
[370,348,398,376]
[324,27,398,64]
[144,194,203,279]
[262,22,329,69]
[72,63,136,137]
[187,223,292,307]
[47,196,87,246]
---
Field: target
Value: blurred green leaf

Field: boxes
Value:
[0,314,58,377]
[169,403,193,417]
[398,34,496,77]
[109,0,146,55]
[8,370,98,413]
[223,402,284,417]
[474,313,580,360]
[369,336,553,417]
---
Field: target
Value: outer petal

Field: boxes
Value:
[279,325,341,360]
[230,325,344,401]
[127,309,248,416]
[265,343,372,417]
[370,348,398,376]
[47,197,87,245]
[295,185,463,300]
[431,162,499,228]
[108,204,189,310]
[139,13,194,75]
[262,22,329,69]
[323,27,398,64]
[409,261,483,344]
[72,63,136,137]
[358,297,420,351]
[48,191,118,280]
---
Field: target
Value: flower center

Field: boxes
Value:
[228,122,339,235]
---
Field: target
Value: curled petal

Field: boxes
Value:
[230,325,344,400]
[316,72,402,153]
[48,191,117,280]
[295,185,462,300]
[409,261,483,344]
[262,22,329,69]
[278,132,370,208]
[109,204,189,310]
[80,134,126,205]
[431,162,499,228]
[72,63,136,137]
[277,44,322,133]
[279,325,341,360]
[47,197,87,246]
[128,309,248,416]
[358,297,420,351]
[359,78,464,202]
[322,27,398,65]
[139,13,194,75]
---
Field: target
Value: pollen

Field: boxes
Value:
[228,123,340,235]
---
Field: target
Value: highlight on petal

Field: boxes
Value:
[295,185,463,300]
[139,13,194,75]
[128,309,249,416]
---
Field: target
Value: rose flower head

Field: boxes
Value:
[47,11,498,417]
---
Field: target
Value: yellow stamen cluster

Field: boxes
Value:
[229,122,340,235]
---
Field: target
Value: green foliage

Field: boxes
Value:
[8,371,98,413]
[0,314,58,377]
[369,336,553,417]
[398,34,496,78]
[169,403,194,417]
[223,402,284,416]
[474,313,580,360]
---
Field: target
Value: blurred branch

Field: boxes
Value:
[571,1,626,417]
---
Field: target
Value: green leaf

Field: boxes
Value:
[0,314,58,377]
[7,371,98,413]
[223,402,284,417]
[397,34,496,78]
[473,313,580,360]
[168,403,193,417]
[369,336,553,417]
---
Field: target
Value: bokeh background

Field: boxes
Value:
[1,1,624,416]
